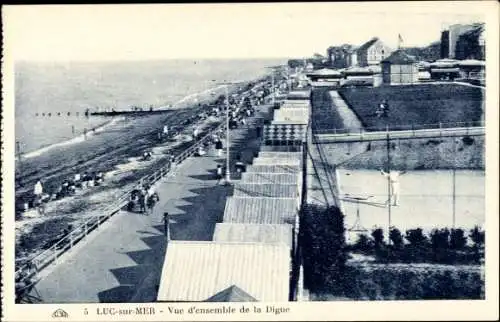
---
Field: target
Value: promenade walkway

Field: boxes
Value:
[28,105,272,303]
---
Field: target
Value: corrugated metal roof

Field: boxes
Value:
[246,164,301,174]
[253,157,301,166]
[282,101,310,108]
[223,196,297,224]
[157,241,290,302]
[287,91,310,100]
[258,151,302,158]
[242,172,300,185]
[233,183,298,198]
[273,109,309,124]
[214,223,293,248]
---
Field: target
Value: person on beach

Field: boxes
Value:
[73,173,82,188]
[81,172,90,189]
[216,165,224,184]
[33,180,43,201]
[87,175,95,188]
[95,172,104,185]
[192,127,200,141]
[380,169,406,206]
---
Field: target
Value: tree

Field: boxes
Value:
[450,228,467,250]
[354,234,372,253]
[389,228,404,249]
[371,228,385,248]
[469,226,485,248]
[405,228,430,262]
[300,204,347,294]
[430,228,450,249]
[430,228,451,263]
[405,228,428,246]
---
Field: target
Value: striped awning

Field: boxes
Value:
[263,124,307,145]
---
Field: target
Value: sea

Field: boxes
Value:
[15,59,286,155]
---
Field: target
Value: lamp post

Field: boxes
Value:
[214,80,245,185]
[265,65,282,106]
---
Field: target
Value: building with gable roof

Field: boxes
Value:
[355,37,393,67]
[381,49,419,85]
[326,44,356,69]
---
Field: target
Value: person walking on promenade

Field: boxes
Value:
[235,153,246,174]
[215,139,223,157]
[216,164,224,184]
[139,186,147,214]
[380,169,406,206]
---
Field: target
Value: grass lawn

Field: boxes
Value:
[311,87,345,132]
[338,84,484,131]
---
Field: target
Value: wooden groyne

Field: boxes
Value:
[89,109,174,117]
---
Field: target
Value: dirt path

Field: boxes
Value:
[329,91,363,131]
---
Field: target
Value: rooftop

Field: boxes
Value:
[157,241,290,302]
[213,223,293,247]
[245,164,301,174]
[233,183,298,199]
[223,196,297,224]
[241,172,300,185]
[381,49,418,64]
[357,37,379,53]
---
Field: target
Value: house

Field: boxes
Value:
[355,37,393,67]
[381,49,419,85]
[440,23,485,59]
[326,44,356,69]
[455,24,485,60]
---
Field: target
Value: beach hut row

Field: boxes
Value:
[156,90,310,303]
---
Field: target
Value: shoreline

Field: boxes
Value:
[15,84,229,160]
[17,117,124,161]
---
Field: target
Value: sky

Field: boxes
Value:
[3,2,491,62]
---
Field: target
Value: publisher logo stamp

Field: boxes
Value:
[51,309,68,318]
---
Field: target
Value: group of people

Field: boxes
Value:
[27,171,106,212]
[127,183,159,214]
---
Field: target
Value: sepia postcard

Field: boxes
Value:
[1,2,499,321]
